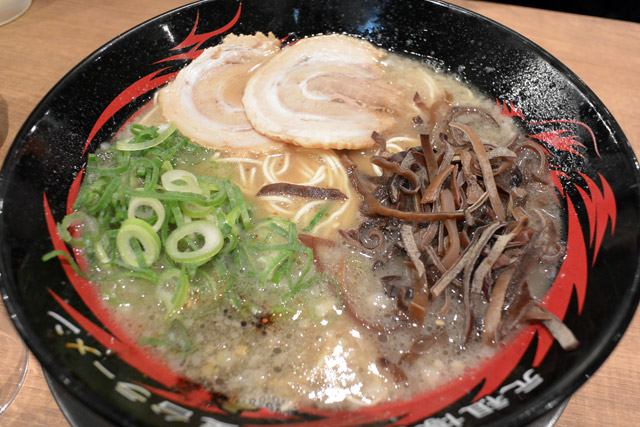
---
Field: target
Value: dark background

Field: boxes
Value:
[485,0,640,23]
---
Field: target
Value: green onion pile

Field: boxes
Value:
[46,123,329,321]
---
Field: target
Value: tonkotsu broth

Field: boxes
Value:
[76,35,563,412]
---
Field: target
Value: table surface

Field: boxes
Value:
[0,0,638,425]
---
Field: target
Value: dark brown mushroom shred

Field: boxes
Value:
[331,103,574,374]
[256,182,348,200]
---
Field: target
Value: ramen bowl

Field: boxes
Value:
[1,1,639,426]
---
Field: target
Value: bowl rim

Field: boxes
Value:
[1,1,639,426]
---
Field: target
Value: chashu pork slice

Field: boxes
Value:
[242,34,402,150]
[159,32,283,151]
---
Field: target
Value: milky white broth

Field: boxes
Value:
[91,37,562,412]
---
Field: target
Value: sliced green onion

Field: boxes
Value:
[150,134,189,159]
[214,256,228,278]
[93,239,112,265]
[129,158,160,191]
[42,250,89,278]
[223,273,243,310]
[224,181,251,230]
[192,268,219,295]
[116,218,161,268]
[271,254,293,285]
[161,169,202,195]
[251,243,303,252]
[282,276,317,300]
[157,268,189,315]
[217,232,238,255]
[126,188,210,205]
[267,222,289,239]
[160,160,173,173]
[288,246,314,290]
[90,151,131,176]
[304,203,330,232]
[259,251,291,285]
[48,123,333,321]
[180,200,216,218]
[225,205,244,233]
[169,202,185,228]
[83,176,121,215]
[116,123,176,151]
[165,220,223,264]
[128,197,165,231]
[131,123,158,137]
[57,212,99,246]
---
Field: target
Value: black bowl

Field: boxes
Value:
[1,1,639,426]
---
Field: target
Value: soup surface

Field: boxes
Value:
[56,33,569,412]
